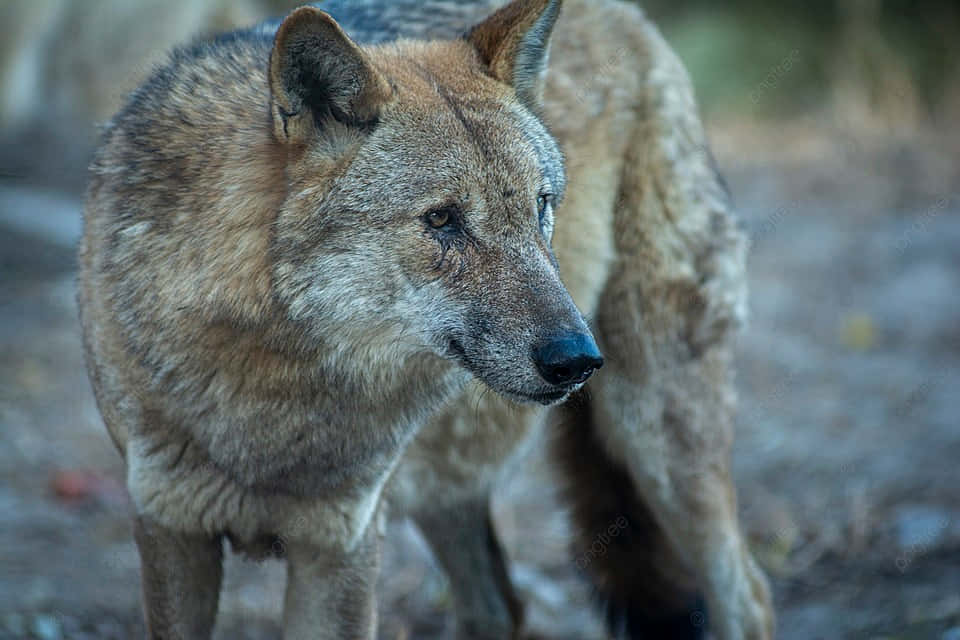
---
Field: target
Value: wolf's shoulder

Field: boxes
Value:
[255,0,502,44]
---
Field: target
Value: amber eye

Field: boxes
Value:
[425,205,458,230]
[428,209,450,228]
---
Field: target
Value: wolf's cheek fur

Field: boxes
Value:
[272,213,585,404]
[269,214,461,362]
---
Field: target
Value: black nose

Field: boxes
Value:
[532,332,604,386]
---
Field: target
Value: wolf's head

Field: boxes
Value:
[269,0,601,405]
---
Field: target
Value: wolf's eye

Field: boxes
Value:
[426,207,451,229]
[424,205,459,231]
[428,209,449,228]
[537,194,553,225]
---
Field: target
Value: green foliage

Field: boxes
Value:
[636,1,960,119]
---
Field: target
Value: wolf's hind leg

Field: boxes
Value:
[568,12,775,634]
[553,393,707,640]
[133,516,223,640]
[414,498,523,640]
[580,341,774,640]
[282,525,381,640]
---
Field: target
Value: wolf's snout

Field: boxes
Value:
[532,332,604,387]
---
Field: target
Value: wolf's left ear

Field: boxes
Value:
[269,7,392,144]
[467,0,562,108]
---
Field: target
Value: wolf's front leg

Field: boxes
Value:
[133,517,223,640]
[282,522,381,640]
[414,497,523,640]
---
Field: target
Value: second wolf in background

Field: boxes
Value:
[385,1,774,639]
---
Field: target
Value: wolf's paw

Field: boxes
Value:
[712,555,774,640]
[744,556,775,640]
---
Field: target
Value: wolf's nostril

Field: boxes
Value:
[532,333,604,386]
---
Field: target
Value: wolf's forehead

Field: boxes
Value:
[428,95,565,194]
[509,105,566,196]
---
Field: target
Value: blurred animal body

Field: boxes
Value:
[78,0,773,639]
[0,0,266,131]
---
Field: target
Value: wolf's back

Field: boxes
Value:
[255,0,501,44]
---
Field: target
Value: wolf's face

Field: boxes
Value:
[270,0,600,404]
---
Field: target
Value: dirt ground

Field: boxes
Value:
[1,118,958,640]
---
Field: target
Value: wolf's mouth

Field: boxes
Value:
[445,338,575,406]
[500,386,576,406]
[524,389,570,405]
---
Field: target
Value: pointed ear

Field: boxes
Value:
[269,7,392,144]
[466,0,562,108]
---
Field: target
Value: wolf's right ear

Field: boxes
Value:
[269,7,392,144]
[467,0,562,109]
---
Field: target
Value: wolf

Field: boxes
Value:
[78,1,773,639]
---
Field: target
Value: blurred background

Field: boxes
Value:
[1,1,958,639]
